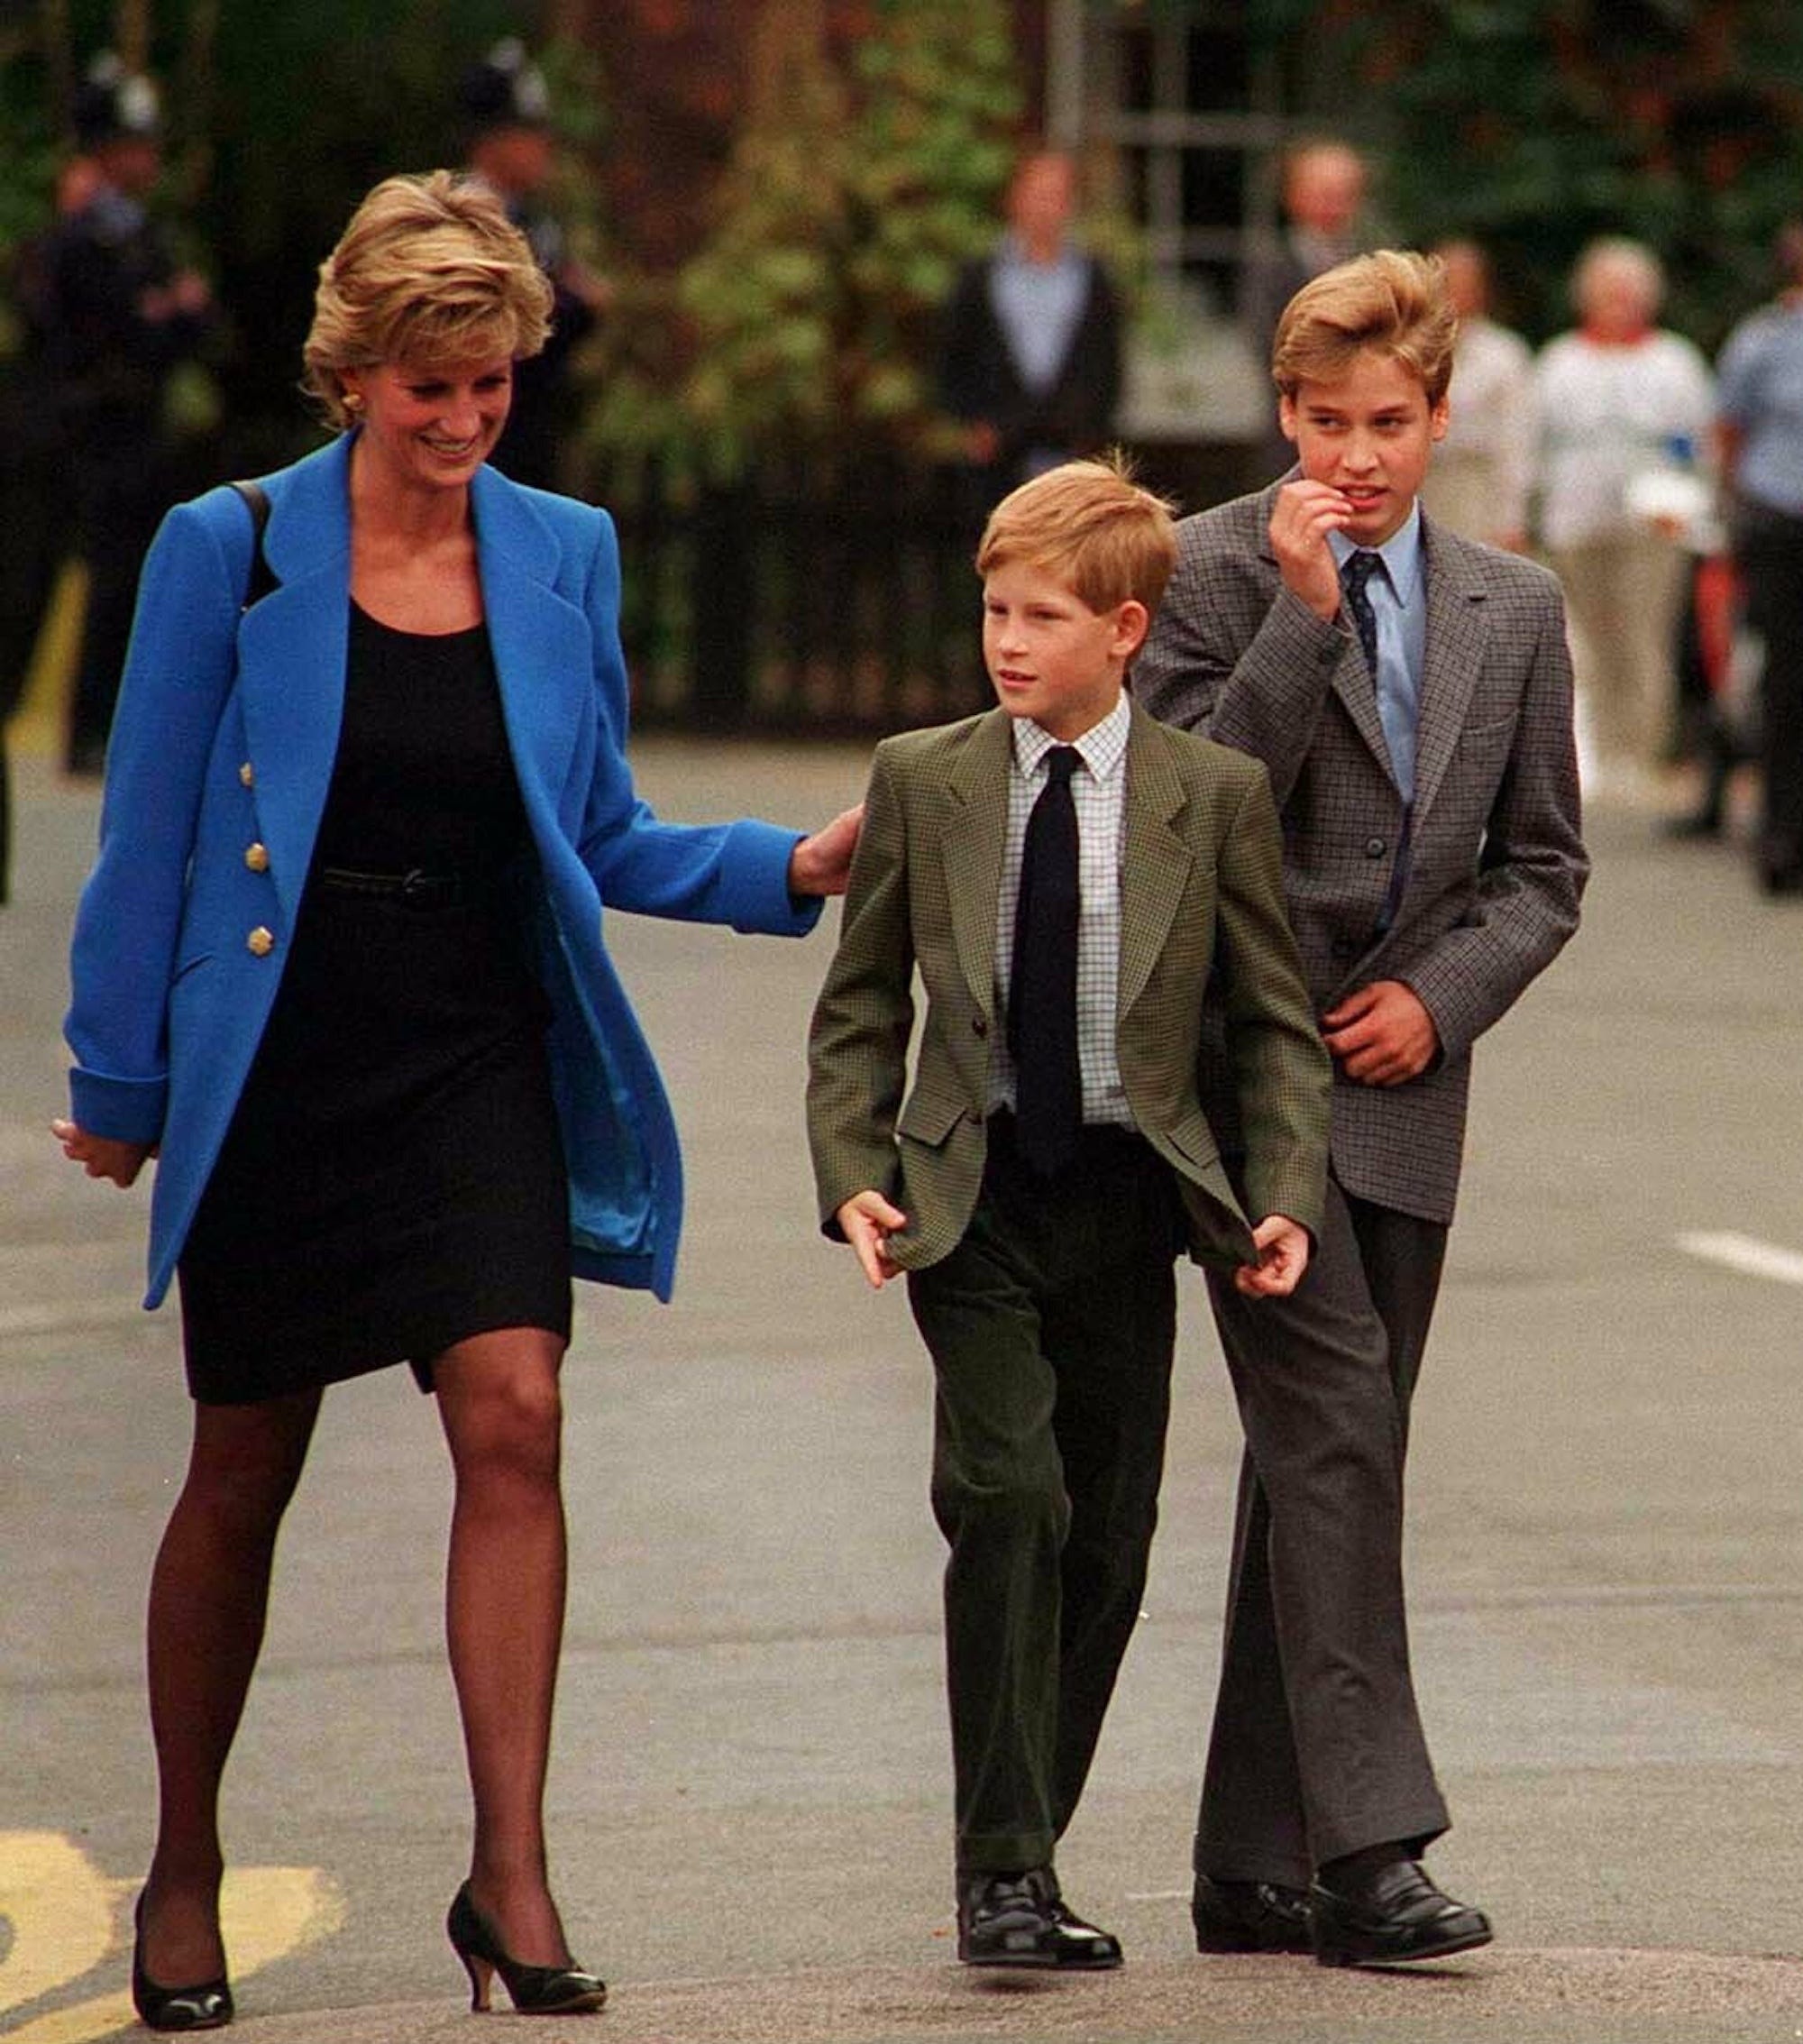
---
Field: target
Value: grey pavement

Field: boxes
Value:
[2,741,1799,2044]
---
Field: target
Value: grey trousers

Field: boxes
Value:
[1196,1175,1451,1886]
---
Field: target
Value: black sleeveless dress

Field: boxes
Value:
[177,602,572,1404]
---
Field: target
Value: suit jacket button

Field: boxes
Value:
[1365,835,1387,857]
[246,926,275,957]
[1331,935,1356,958]
[244,841,270,873]
[972,1016,988,1038]
[239,761,255,788]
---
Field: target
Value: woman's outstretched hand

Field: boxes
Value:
[788,803,865,897]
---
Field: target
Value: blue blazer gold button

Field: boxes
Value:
[246,926,275,957]
[239,761,255,787]
[244,842,270,873]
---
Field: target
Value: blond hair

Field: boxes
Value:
[1271,249,1457,405]
[976,455,1178,616]
[302,170,554,428]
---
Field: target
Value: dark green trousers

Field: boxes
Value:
[907,1115,1183,1874]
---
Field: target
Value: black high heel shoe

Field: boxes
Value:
[445,1881,607,2015]
[132,1893,234,2031]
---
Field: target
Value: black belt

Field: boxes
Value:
[317,866,465,908]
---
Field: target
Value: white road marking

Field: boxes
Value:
[1678,1230,1803,1286]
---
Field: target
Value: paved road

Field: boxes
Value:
[2,745,1799,2043]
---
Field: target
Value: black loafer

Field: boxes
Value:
[1310,1859,1492,1968]
[1192,1875,1313,1954]
[956,1867,1121,1969]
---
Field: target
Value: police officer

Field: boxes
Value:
[460,39,609,491]
[43,55,213,775]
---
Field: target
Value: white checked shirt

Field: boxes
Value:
[992,695,1136,1129]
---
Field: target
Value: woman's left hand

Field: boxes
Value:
[788,803,865,897]
[50,1118,154,1188]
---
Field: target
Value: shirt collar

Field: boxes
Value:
[1012,692,1131,783]
[1329,500,1424,606]
[995,231,1083,280]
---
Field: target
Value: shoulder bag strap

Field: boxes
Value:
[228,480,279,610]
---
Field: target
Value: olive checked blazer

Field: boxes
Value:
[66,432,819,1312]
[806,697,1331,1273]
[1133,481,1589,1224]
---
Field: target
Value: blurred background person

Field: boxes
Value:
[1240,138,1368,477]
[1715,215,1803,896]
[1534,236,1713,800]
[938,145,1122,512]
[460,38,610,492]
[0,151,98,901]
[41,54,214,777]
[1419,237,1535,551]
[1240,138,1368,365]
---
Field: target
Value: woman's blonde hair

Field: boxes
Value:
[302,170,554,428]
[1271,249,1458,406]
[976,454,1178,616]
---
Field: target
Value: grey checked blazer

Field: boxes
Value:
[1134,481,1588,1224]
[806,698,1331,1272]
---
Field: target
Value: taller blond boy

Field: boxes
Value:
[1137,251,1588,1964]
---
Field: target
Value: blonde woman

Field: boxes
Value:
[57,171,856,2028]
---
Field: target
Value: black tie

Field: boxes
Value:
[1342,550,1382,674]
[1009,746,1083,1176]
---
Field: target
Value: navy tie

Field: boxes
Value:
[1342,549,1382,674]
[1009,747,1083,1176]
[1343,549,1413,930]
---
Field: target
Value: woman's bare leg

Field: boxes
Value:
[140,1387,321,1984]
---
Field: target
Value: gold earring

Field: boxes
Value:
[343,390,363,413]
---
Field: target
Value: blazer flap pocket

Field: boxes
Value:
[897,1087,968,1149]
[170,948,217,987]
[1164,1108,1222,1172]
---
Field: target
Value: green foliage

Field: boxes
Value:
[582,0,1025,481]
[1,3,600,464]
[1249,0,1803,350]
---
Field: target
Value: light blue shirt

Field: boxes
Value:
[1330,506,1427,802]
[988,234,1089,398]
[1717,300,1803,518]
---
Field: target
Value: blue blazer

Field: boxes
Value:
[66,433,819,1310]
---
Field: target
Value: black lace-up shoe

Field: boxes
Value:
[956,1866,1122,1969]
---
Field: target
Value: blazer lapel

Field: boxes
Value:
[941,710,1012,1022]
[1117,701,1194,1022]
[471,465,590,812]
[1410,518,1487,828]
[233,444,591,931]
[237,435,353,936]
